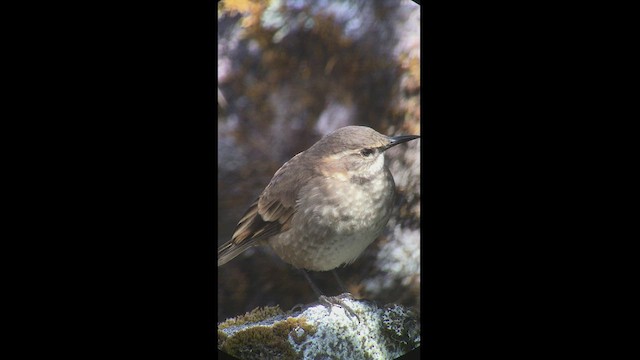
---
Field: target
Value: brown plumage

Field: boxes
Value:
[217,125,420,271]
[217,152,308,266]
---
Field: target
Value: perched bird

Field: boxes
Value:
[218,125,420,276]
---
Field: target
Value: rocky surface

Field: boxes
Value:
[218,298,420,360]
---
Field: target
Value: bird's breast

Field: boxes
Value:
[267,169,395,271]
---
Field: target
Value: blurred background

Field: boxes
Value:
[217,0,421,321]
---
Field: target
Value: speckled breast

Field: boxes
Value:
[268,168,395,271]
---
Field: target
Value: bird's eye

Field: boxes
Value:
[360,148,375,157]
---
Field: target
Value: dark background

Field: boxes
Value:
[11,0,604,358]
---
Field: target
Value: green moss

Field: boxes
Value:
[218,305,285,330]
[278,317,317,345]
[217,330,228,349]
[222,326,295,359]
[219,315,316,360]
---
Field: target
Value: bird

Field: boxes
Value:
[218,125,419,277]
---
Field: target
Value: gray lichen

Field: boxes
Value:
[218,299,420,360]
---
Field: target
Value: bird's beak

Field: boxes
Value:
[385,134,420,150]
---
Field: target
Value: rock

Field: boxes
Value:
[218,299,420,360]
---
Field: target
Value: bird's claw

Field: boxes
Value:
[318,293,360,322]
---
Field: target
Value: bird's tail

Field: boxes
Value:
[217,239,259,267]
[218,198,266,266]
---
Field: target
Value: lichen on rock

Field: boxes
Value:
[218,299,420,360]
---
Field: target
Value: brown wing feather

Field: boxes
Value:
[218,199,285,266]
[217,153,311,267]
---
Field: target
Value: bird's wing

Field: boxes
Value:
[217,154,306,266]
[217,199,285,266]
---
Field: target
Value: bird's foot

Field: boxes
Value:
[318,293,359,322]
